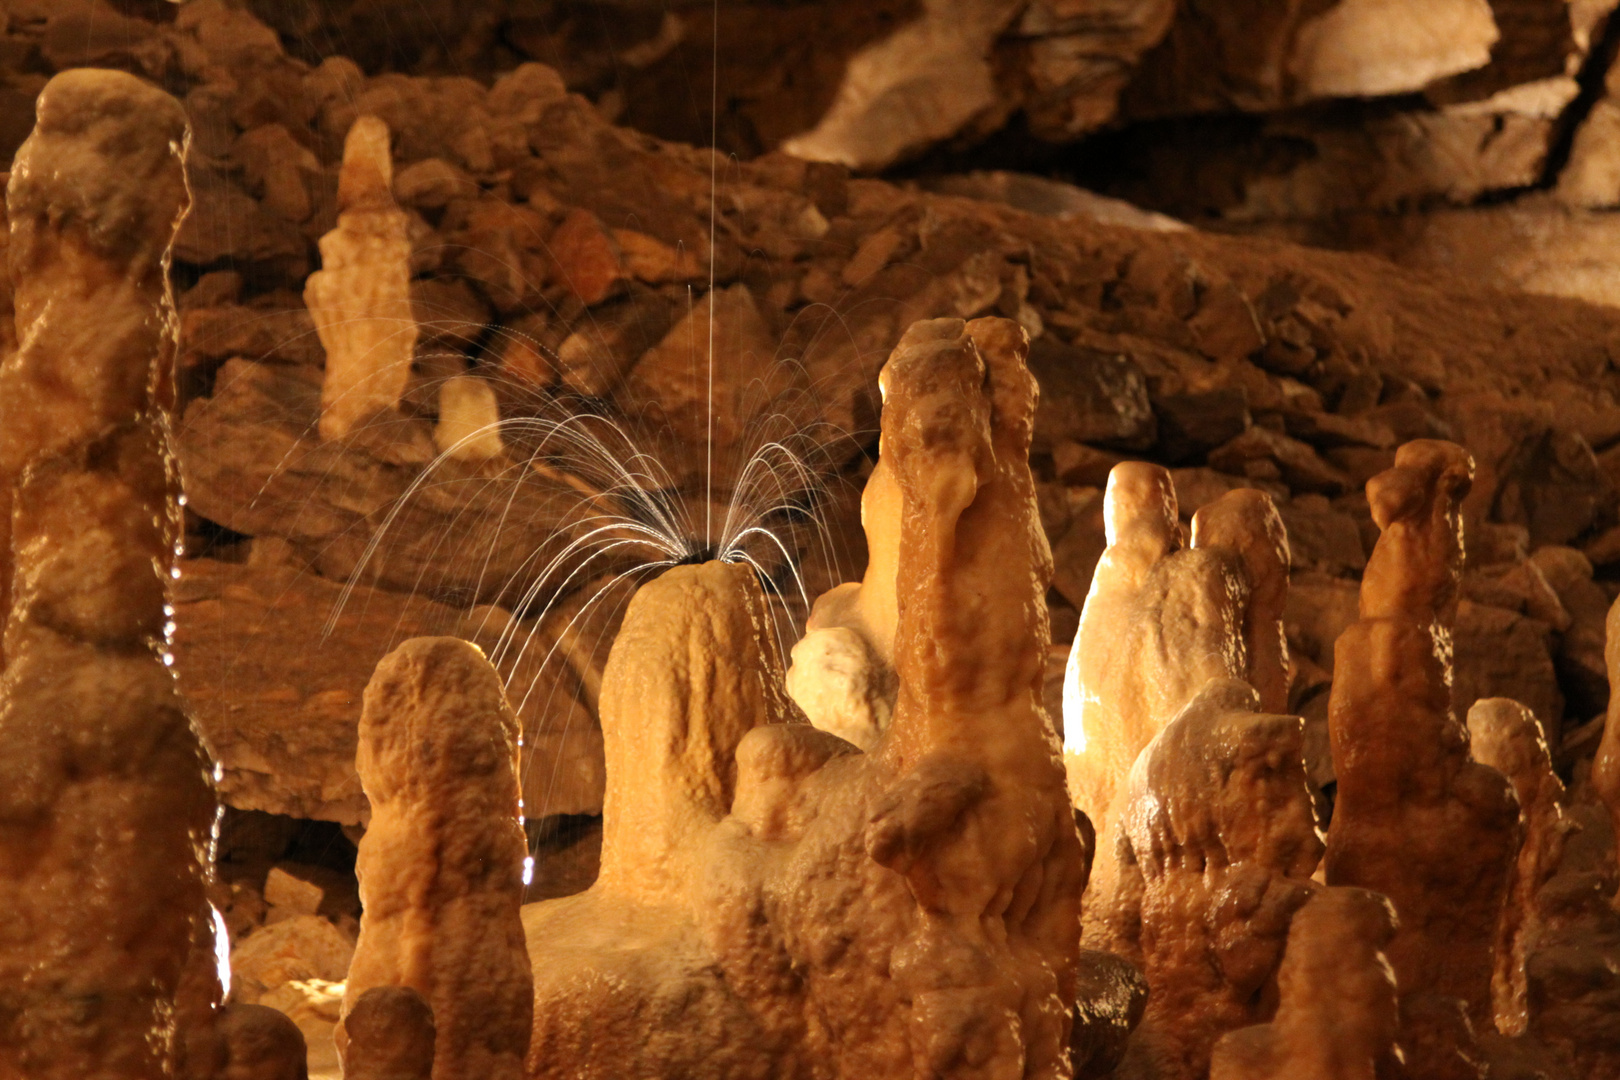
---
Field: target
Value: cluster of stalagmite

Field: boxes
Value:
[341,637,532,1080]
[0,69,222,1078]
[1062,464,1294,958]
[519,316,1088,1078]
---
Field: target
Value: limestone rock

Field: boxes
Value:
[0,69,221,1080]
[341,986,435,1080]
[258,979,344,1077]
[1115,678,1323,1079]
[1026,335,1156,452]
[230,916,354,1005]
[339,638,533,1080]
[523,317,1089,1079]
[1288,0,1499,100]
[171,558,602,826]
[1558,52,1620,209]
[305,115,418,442]
[1324,441,1522,1056]
[1208,887,1402,1080]
[176,359,590,607]
[1452,600,1563,742]
[433,376,504,461]
[616,283,804,488]
[1466,697,1569,1037]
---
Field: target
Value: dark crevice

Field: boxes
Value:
[1539,5,1620,188]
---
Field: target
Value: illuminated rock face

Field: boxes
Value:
[341,638,532,1080]
[1209,887,1402,1080]
[523,316,1088,1079]
[1324,440,1521,1072]
[0,70,220,1078]
[1113,678,1323,1080]
[306,114,418,442]
[1061,463,1291,952]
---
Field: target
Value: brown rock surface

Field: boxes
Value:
[1594,592,1620,852]
[1208,887,1402,1080]
[172,557,602,825]
[341,985,436,1080]
[1114,678,1323,1079]
[0,69,221,1079]
[1323,440,1522,1060]
[339,637,533,1080]
[522,317,1089,1079]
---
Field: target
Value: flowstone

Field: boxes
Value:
[0,70,221,1078]
[341,637,532,1080]
[522,316,1088,1078]
[1323,440,1521,1075]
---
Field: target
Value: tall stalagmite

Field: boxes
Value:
[0,69,219,1078]
[341,637,532,1080]
[1323,440,1521,1073]
[306,114,418,441]
[523,316,1088,1079]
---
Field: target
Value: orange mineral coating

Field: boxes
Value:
[522,317,1089,1079]
[1208,888,1403,1080]
[340,637,533,1080]
[305,114,418,442]
[0,69,219,1079]
[1323,441,1521,1037]
[1112,678,1323,1080]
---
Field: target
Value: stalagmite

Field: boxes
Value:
[1324,440,1521,1072]
[1592,593,1620,849]
[434,375,505,461]
[340,637,532,1080]
[341,986,436,1080]
[786,446,901,750]
[216,1004,311,1080]
[1061,466,1292,949]
[0,69,220,1079]
[1208,888,1403,1080]
[306,115,418,442]
[1112,678,1323,1079]
[1466,697,1569,1036]
[523,316,1089,1079]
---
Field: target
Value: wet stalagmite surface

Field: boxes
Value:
[0,69,222,1078]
